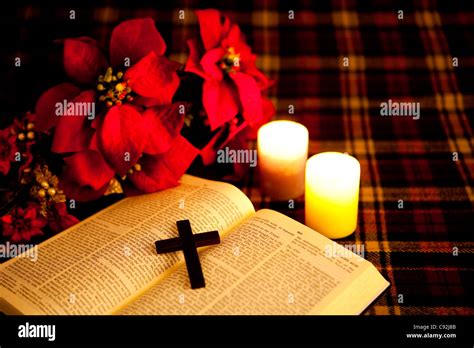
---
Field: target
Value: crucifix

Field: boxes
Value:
[155,219,220,289]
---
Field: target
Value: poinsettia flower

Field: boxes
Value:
[0,127,18,175]
[2,203,47,243]
[185,9,273,131]
[47,202,79,234]
[33,19,196,201]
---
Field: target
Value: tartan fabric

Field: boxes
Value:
[1,0,473,315]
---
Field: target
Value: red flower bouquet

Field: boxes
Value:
[35,18,197,201]
[0,10,274,245]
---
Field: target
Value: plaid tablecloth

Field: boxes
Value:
[2,0,473,315]
[236,0,474,315]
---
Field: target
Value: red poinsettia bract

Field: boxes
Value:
[34,19,198,201]
[185,9,274,132]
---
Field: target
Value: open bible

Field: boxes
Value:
[0,175,389,315]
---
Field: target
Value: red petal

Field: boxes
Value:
[1,225,13,237]
[247,96,275,139]
[125,52,179,104]
[35,83,82,132]
[128,135,198,193]
[201,47,225,81]
[110,18,166,67]
[10,232,22,243]
[230,72,263,126]
[23,206,37,220]
[0,160,11,176]
[245,64,273,89]
[143,103,185,155]
[130,95,168,108]
[1,214,13,225]
[55,202,69,216]
[219,24,270,87]
[195,9,230,50]
[221,121,248,149]
[62,150,114,201]
[262,96,276,121]
[222,24,251,57]
[88,114,105,151]
[63,150,114,190]
[98,105,148,175]
[63,37,107,85]
[49,214,79,233]
[184,39,207,79]
[89,132,100,152]
[203,79,239,130]
[28,228,45,239]
[30,217,48,229]
[125,52,180,106]
[51,90,96,153]
[200,127,226,165]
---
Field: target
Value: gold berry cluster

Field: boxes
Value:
[29,165,66,217]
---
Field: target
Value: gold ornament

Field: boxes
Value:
[30,165,66,217]
[104,178,124,195]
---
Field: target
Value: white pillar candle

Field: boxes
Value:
[257,120,308,200]
[305,152,361,239]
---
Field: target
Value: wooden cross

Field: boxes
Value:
[155,219,220,289]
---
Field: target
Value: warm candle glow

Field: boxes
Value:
[305,152,360,239]
[257,120,308,200]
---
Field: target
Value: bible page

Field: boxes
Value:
[118,209,388,315]
[0,175,255,314]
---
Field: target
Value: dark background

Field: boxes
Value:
[1,0,473,130]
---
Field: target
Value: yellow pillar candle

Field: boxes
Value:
[305,152,361,239]
[257,120,309,200]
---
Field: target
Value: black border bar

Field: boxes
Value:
[0,315,473,346]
